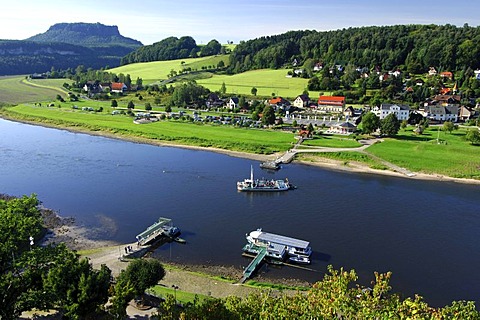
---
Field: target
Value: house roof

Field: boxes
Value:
[338,122,357,128]
[229,97,239,104]
[269,97,285,104]
[295,94,309,102]
[440,71,453,78]
[379,103,410,111]
[317,96,345,105]
[433,95,461,103]
[111,82,126,90]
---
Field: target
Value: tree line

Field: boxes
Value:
[228,24,480,74]
[120,37,225,65]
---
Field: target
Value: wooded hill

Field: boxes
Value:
[228,24,480,73]
[120,37,223,65]
[0,23,142,75]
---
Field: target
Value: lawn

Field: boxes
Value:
[2,104,295,154]
[196,69,324,99]
[0,76,68,104]
[147,285,209,305]
[300,135,362,148]
[367,127,480,179]
[108,55,230,84]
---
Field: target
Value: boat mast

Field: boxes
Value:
[250,164,254,182]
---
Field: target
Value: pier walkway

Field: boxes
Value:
[240,246,267,283]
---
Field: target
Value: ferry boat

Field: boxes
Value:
[237,166,292,192]
[245,229,312,264]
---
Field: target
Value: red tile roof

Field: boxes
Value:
[269,97,286,104]
[317,96,345,106]
[111,82,125,90]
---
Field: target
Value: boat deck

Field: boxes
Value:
[255,231,310,250]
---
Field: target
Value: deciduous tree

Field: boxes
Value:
[361,112,380,134]
[380,113,400,136]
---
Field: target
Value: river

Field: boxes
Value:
[1,118,479,307]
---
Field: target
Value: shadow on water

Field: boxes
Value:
[312,251,331,262]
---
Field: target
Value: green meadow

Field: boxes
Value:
[196,69,323,99]
[0,76,68,104]
[367,127,480,179]
[108,55,230,84]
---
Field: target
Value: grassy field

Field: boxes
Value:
[147,285,208,304]
[301,136,362,148]
[196,69,324,99]
[0,76,68,104]
[2,104,295,154]
[108,55,230,84]
[367,127,480,179]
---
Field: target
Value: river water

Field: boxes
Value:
[1,118,479,306]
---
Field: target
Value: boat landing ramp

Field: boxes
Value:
[135,217,181,246]
[240,246,267,283]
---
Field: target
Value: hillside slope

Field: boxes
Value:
[0,23,142,75]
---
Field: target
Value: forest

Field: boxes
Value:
[228,24,480,73]
[120,37,224,65]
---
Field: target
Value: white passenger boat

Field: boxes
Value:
[237,166,292,192]
[246,228,312,260]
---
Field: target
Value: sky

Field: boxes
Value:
[1,0,479,45]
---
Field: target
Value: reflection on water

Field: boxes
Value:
[1,118,479,307]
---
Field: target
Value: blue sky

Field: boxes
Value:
[1,0,479,45]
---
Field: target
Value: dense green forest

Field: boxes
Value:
[229,24,480,73]
[120,36,224,65]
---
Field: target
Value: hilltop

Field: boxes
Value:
[27,22,142,48]
[0,23,142,75]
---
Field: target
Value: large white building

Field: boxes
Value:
[372,103,410,120]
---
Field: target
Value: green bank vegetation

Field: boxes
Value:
[1,103,295,154]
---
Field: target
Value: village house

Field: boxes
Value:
[372,103,410,121]
[459,106,477,122]
[431,94,461,106]
[316,96,346,113]
[440,71,453,80]
[343,106,362,119]
[111,82,127,93]
[329,122,357,135]
[423,105,458,122]
[206,93,224,108]
[269,97,291,111]
[293,94,309,108]
[227,97,239,110]
[428,67,437,76]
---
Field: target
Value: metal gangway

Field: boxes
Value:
[240,246,267,283]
